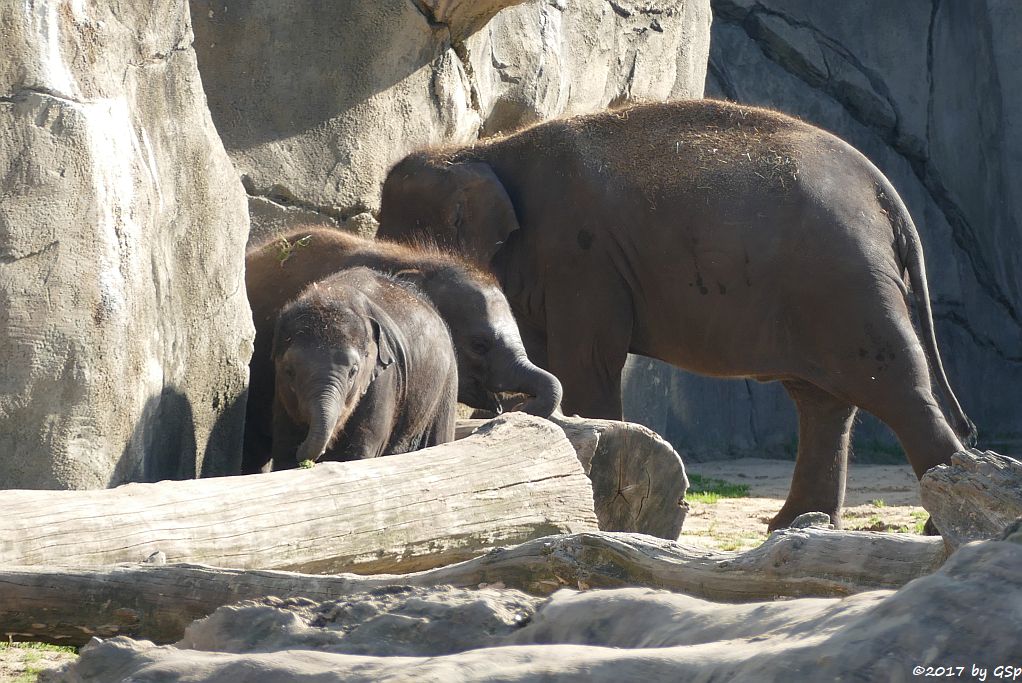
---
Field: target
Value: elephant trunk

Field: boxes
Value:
[503,355,563,418]
[296,385,344,462]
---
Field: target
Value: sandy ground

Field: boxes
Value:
[679,457,928,550]
[0,644,77,682]
[1,459,927,679]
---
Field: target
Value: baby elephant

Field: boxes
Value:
[270,267,457,468]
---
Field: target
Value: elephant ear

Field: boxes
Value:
[369,316,397,381]
[446,162,521,265]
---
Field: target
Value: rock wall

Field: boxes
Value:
[190,0,712,243]
[625,0,1022,460]
[0,2,252,489]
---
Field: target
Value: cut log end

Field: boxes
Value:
[459,414,689,539]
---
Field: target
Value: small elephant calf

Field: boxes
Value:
[270,267,457,468]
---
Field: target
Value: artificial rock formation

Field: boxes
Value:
[189,0,712,243]
[625,0,1022,460]
[46,531,1022,681]
[0,1,252,489]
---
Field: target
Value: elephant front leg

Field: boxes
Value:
[324,385,397,460]
[270,399,306,471]
[770,380,858,531]
[542,286,633,420]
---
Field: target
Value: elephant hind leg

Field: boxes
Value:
[769,380,858,531]
[818,314,963,482]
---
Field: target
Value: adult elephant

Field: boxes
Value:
[244,227,561,474]
[376,98,976,530]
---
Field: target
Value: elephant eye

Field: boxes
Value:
[348,365,358,379]
[283,365,296,379]
[470,338,490,355]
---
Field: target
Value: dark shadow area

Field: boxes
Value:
[112,386,197,485]
[201,388,248,478]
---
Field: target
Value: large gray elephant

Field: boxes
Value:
[244,227,562,473]
[376,98,976,530]
[270,267,457,468]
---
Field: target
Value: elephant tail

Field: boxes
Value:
[884,189,978,447]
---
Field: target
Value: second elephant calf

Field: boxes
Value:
[270,267,457,468]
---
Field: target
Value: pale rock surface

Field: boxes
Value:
[49,532,1022,681]
[0,1,251,489]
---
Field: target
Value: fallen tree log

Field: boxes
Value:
[0,413,598,574]
[51,535,1020,682]
[921,449,1022,549]
[0,528,948,646]
[457,415,689,539]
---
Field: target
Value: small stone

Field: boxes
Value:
[143,551,167,565]
[790,512,833,529]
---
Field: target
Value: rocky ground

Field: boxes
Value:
[1,458,927,680]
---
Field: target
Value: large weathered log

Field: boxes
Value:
[0,528,948,646]
[921,449,1022,549]
[49,535,1018,682]
[457,415,689,539]
[0,414,598,575]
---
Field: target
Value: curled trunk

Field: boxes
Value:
[501,354,562,418]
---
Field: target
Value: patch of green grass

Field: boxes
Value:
[1,642,77,682]
[298,459,316,469]
[707,524,766,551]
[687,474,750,504]
[869,498,887,508]
[275,234,313,265]
[845,508,930,534]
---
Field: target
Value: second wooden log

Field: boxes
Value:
[0,527,949,646]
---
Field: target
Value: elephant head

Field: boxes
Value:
[391,264,561,419]
[272,298,394,462]
[379,152,520,266]
[378,154,560,416]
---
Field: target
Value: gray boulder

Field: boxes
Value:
[0,2,252,489]
[625,0,1022,461]
[189,0,712,243]
[49,533,1022,681]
